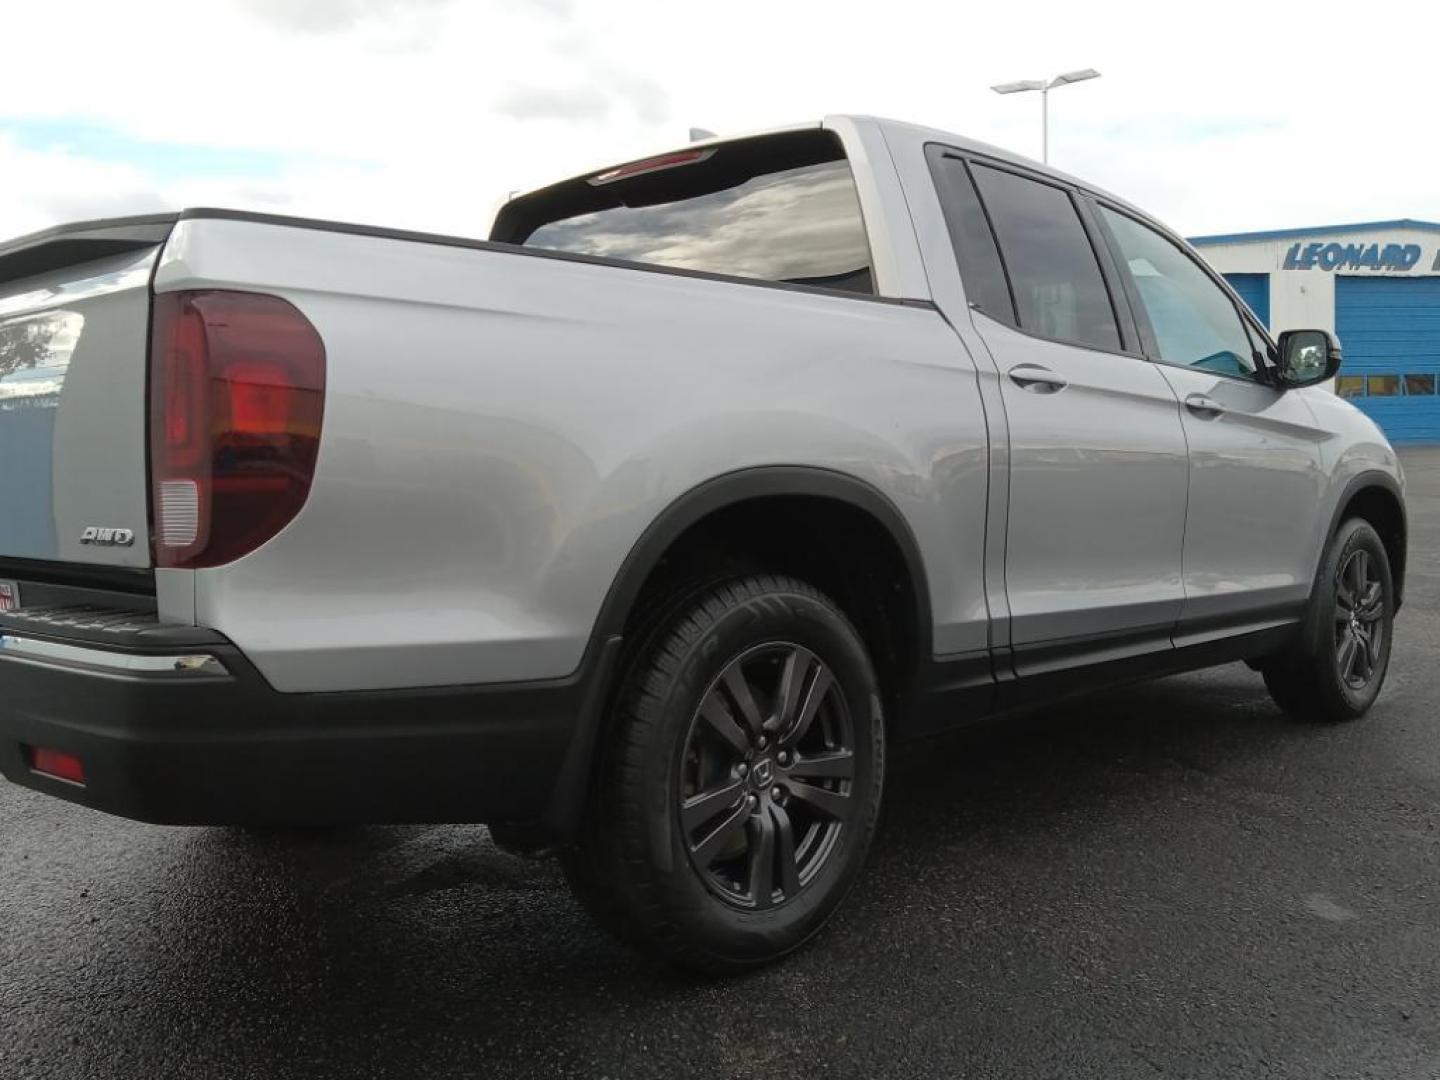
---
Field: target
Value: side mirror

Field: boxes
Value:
[1276,329,1341,388]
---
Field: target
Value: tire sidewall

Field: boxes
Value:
[1306,519,1394,715]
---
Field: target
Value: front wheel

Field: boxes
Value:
[1262,518,1394,723]
[562,574,885,974]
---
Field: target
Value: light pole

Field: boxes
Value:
[990,68,1100,163]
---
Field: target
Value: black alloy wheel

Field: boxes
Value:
[679,643,856,911]
[1333,547,1386,690]
[561,574,885,973]
[1263,517,1394,723]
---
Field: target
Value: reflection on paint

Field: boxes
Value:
[0,309,84,410]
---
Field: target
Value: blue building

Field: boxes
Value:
[1192,220,1440,443]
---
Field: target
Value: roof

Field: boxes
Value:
[1190,219,1440,247]
[505,115,1152,226]
[854,115,1152,220]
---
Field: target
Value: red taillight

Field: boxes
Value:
[27,746,86,785]
[149,291,326,569]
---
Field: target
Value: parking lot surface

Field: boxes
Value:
[4,449,1440,1080]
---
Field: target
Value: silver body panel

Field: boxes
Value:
[153,210,992,692]
[3,116,1402,699]
[969,313,1189,646]
[1155,365,1329,627]
[877,116,1402,655]
[0,248,156,568]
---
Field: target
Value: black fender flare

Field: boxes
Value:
[588,465,934,654]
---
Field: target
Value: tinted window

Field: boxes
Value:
[1368,374,1400,396]
[927,150,1014,321]
[970,164,1120,351]
[1405,373,1435,395]
[1336,375,1365,399]
[491,131,874,294]
[1100,207,1260,380]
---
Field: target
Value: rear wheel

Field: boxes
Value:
[562,574,885,973]
[1262,518,1394,723]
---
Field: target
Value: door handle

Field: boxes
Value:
[1007,364,1067,394]
[1184,393,1226,419]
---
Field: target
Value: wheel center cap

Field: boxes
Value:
[751,758,775,788]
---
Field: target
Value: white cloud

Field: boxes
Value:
[235,0,456,33]
[0,135,167,239]
[1,0,1438,244]
[496,85,614,122]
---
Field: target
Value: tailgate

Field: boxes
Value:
[0,217,175,570]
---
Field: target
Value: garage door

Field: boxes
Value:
[1335,276,1440,442]
[1223,272,1269,328]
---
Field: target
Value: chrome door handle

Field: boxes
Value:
[1184,393,1226,419]
[1007,364,1067,394]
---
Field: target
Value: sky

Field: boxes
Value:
[1,0,1436,243]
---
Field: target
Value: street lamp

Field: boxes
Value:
[990,68,1101,163]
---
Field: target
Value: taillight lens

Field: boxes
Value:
[149,291,326,569]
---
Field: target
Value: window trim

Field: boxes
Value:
[490,240,910,306]
[1072,193,1145,355]
[1089,198,1282,387]
[969,303,1143,363]
[924,145,1018,324]
[931,145,1144,360]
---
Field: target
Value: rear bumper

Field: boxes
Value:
[0,614,617,828]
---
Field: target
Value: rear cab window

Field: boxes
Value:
[927,147,1125,353]
[966,163,1122,353]
[490,130,875,295]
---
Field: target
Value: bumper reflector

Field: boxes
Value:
[26,746,86,786]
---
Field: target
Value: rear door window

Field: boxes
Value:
[968,164,1121,352]
[492,130,875,295]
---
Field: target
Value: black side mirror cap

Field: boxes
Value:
[1276,329,1342,389]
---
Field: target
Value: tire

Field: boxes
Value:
[1262,518,1394,723]
[561,574,885,974]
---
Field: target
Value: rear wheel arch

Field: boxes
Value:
[590,466,934,671]
[544,467,933,842]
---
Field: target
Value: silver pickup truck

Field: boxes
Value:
[0,116,1405,972]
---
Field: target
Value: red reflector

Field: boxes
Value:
[27,746,86,785]
[149,291,326,569]
[588,148,714,186]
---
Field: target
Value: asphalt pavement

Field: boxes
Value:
[5,450,1440,1080]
